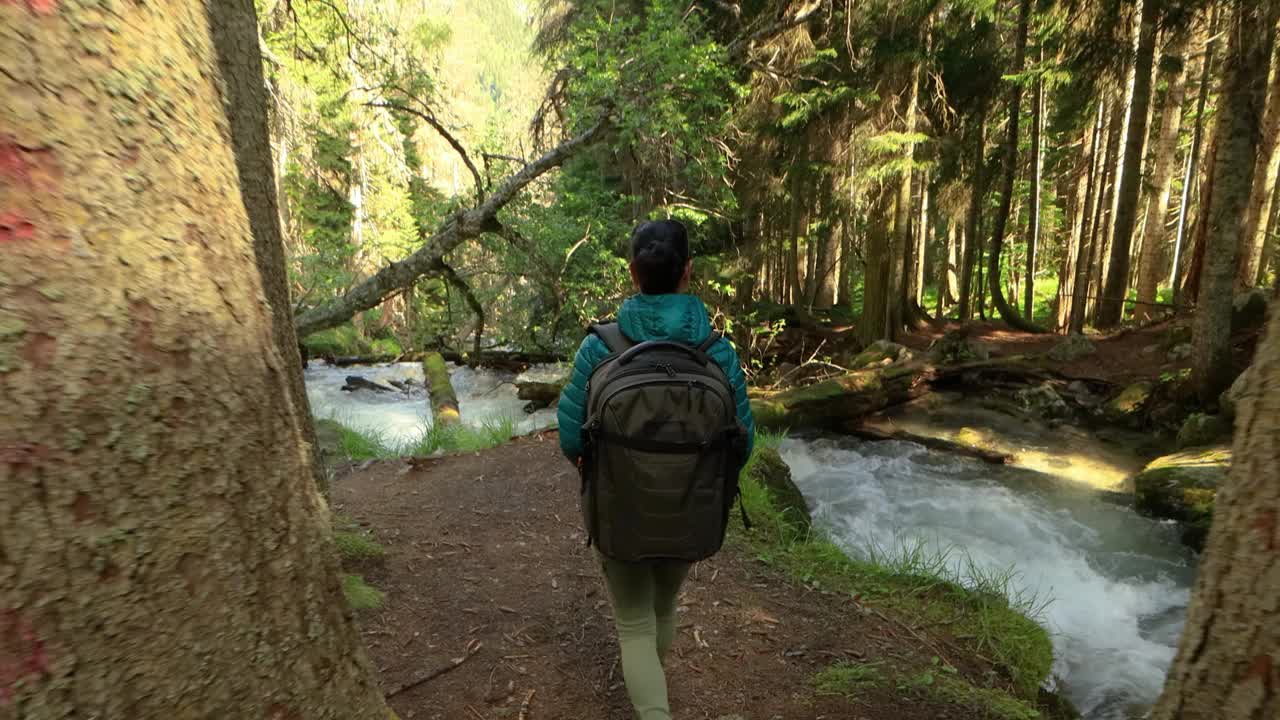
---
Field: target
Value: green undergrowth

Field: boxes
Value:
[341,573,385,611]
[813,660,1041,720]
[314,415,518,462]
[333,516,386,564]
[734,433,1055,708]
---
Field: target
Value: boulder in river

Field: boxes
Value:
[1133,444,1230,551]
[746,446,811,536]
[1175,412,1231,450]
[1046,334,1096,363]
[515,367,570,410]
[342,375,396,393]
[1016,382,1070,419]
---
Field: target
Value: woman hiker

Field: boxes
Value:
[557,219,756,720]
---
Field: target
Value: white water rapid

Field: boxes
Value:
[304,362,559,446]
[782,436,1197,719]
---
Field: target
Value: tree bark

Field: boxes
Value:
[1098,0,1161,327]
[1192,1,1278,404]
[860,193,894,344]
[1173,8,1220,303]
[891,64,920,334]
[422,352,461,425]
[1069,103,1108,334]
[1025,48,1044,321]
[1151,247,1280,718]
[0,2,389,716]
[987,0,1046,333]
[294,120,605,337]
[959,109,986,321]
[1135,24,1192,322]
[1237,55,1280,287]
[1182,138,1219,303]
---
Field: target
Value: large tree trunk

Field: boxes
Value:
[1058,113,1096,330]
[1236,56,1280,287]
[208,0,328,493]
[1025,48,1044,321]
[1192,1,1278,403]
[1134,24,1192,322]
[860,193,894,344]
[1098,0,1160,328]
[1069,103,1108,333]
[813,174,840,309]
[1151,281,1280,717]
[987,0,1045,333]
[1182,139,1219,302]
[0,2,389,716]
[959,109,986,321]
[891,64,920,334]
[1172,8,1220,303]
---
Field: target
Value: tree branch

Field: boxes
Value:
[294,119,609,337]
[727,1,824,58]
[370,100,485,203]
[434,261,485,365]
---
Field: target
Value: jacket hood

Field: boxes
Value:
[617,294,713,345]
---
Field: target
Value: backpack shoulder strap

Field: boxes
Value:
[589,322,634,355]
[697,331,723,353]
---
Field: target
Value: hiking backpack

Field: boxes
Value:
[579,323,750,563]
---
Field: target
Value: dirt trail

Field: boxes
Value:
[333,434,978,720]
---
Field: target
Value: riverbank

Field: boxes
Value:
[328,431,1070,720]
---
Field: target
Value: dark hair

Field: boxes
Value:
[629,220,690,295]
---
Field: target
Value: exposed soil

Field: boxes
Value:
[333,434,998,720]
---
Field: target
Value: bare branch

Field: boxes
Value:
[294,119,609,337]
[727,1,824,58]
[370,101,485,203]
[434,261,485,364]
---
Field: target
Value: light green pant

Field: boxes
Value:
[600,556,692,720]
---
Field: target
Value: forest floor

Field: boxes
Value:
[333,434,1018,720]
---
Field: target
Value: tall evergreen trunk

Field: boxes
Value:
[1089,98,1127,322]
[1098,0,1161,327]
[1182,138,1219,302]
[1237,57,1280,287]
[987,0,1045,333]
[839,205,854,307]
[813,175,840,309]
[1059,113,1097,330]
[945,221,961,308]
[1172,8,1220,303]
[1025,48,1044,321]
[1152,231,1280,720]
[1134,24,1192,322]
[891,64,920,333]
[860,193,894,344]
[0,2,390,716]
[1260,182,1280,285]
[1191,1,1278,403]
[1069,103,1108,333]
[959,109,986,320]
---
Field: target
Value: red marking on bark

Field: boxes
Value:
[0,212,36,243]
[0,610,49,704]
[18,332,55,369]
[0,139,60,191]
[71,492,95,523]
[0,443,48,469]
[25,0,57,15]
[1250,509,1277,551]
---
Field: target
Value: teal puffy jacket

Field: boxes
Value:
[557,294,755,462]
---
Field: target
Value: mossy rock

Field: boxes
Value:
[1016,382,1069,420]
[314,418,347,463]
[1232,288,1270,331]
[850,339,913,369]
[747,446,811,535]
[515,367,570,409]
[954,427,998,453]
[303,324,370,358]
[1133,445,1230,551]
[1104,381,1153,426]
[369,337,404,357]
[930,329,991,364]
[1046,334,1096,363]
[1176,413,1232,450]
[1219,367,1252,420]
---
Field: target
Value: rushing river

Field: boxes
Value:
[304,362,559,447]
[782,436,1197,719]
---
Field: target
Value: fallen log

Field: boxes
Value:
[341,376,397,393]
[844,423,1013,464]
[422,352,461,425]
[317,349,565,372]
[751,356,1056,432]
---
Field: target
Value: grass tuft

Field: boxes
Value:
[334,530,386,563]
[315,415,520,463]
[342,573,385,611]
[813,661,886,699]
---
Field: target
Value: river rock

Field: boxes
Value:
[747,446,811,536]
[1047,334,1096,363]
[1133,444,1230,551]
[1104,381,1153,426]
[342,375,396,393]
[1232,287,1270,331]
[1017,382,1070,419]
[1176,412,1231,450]
[515,367,570,410]
[1219,367,1252,420]
[851,340,913,368]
